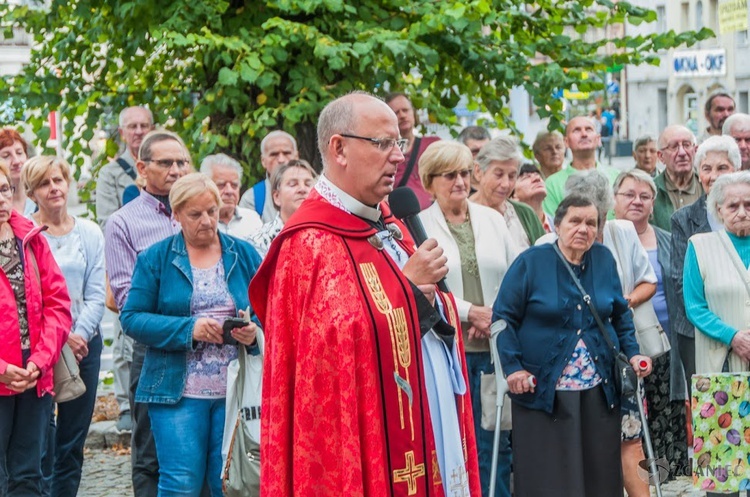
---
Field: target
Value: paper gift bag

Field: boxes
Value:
[691,373,750,493]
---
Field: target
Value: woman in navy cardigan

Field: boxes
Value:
[493,195,651,497]
[121,173,262,497]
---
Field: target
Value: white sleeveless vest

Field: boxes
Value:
[690,230,750,374]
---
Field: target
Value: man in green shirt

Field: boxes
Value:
[652,125,702,231]
[543,116,621,216]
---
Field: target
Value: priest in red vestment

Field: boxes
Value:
[249,92,480,496]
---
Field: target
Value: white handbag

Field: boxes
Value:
[631,302,671,358]
[608,223,671,358]
[221,326,264,497]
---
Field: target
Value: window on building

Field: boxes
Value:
[696,1,704,30]
[709,0,718,31]
[738,30,750,47]
[657,6,667,33]
[740,92,749,114]
[681,2,690,32]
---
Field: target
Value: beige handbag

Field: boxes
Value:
[631,302,671,358]
[479,371,512,431]
[53,344,87,402]
[26,248,86,402]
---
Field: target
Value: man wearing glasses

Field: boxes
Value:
[652,125,701,232]
[250,92,480,497]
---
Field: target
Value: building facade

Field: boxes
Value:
[627,0,750,140]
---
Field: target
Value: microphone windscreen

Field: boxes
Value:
[389,187,422,220]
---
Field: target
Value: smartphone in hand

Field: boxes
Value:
[222,317,246,346]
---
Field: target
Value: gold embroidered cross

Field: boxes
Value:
[393,450,425,496]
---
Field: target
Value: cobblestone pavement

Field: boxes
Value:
[78,448,132,497]
[75,451,720,497]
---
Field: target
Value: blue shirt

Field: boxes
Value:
[39,217,106,342]
[493,242,639,413]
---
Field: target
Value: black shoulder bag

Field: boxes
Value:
[552,242,637,398]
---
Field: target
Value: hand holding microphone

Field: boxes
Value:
[402,238,449,288]
[390,187,450,292]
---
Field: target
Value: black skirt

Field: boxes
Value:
[511,385,623,497]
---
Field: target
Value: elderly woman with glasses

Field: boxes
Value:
[249,159,317,257]
[121,173,262,496]
[670,135,741,389]
[470,136,545,248]
[418,140,519,497]
[0,160,72,496]
[613,169,688,481]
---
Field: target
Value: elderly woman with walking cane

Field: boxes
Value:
[491,194,652,497]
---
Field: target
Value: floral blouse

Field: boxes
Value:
[0,237,29,350]
[555,338,602,390]
[183,260,238,398]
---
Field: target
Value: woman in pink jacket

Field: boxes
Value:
[0,160,72,496]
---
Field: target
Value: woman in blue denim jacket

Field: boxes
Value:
[121,173,262,497]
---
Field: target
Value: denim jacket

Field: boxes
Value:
[121,231,262,404]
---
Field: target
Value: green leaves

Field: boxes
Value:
[0,0,710,185]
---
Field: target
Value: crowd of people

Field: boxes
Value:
[0,88,748,497]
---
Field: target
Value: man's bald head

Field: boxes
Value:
[657,125,695,149]
[317,91,394,168]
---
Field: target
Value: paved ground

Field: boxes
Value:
[78,447,132,497]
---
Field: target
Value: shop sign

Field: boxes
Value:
[673,49,727,78]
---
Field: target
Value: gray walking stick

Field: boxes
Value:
[488,319,510,497]
[635,372,665,497]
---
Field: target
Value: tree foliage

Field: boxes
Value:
[0,0,711,191]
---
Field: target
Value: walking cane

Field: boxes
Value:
[635,362,664,497]
[488,320,510,497]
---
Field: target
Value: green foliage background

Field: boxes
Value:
[0,0,711,205]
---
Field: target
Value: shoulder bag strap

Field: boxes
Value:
[397,137,421,188]
[717,230,750,299]
[552,242,619,354]
[235,345,247,412]
[116,158,137,180]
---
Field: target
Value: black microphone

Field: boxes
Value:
[389,186,450,293]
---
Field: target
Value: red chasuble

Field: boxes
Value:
[249,190,480,496]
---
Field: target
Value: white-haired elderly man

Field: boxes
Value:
[200,153,262,238]
[722,112,750,171]
[239,130,299,222]
[96,106,154,229]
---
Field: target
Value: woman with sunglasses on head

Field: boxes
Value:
[418,140,519,497]
[470,136,545,249]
